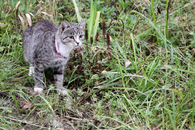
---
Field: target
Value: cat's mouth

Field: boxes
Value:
[74,44,80,48]
[74,42,81,48]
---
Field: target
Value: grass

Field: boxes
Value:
[1,0,195,129]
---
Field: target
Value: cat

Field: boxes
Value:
[23,19,87,96]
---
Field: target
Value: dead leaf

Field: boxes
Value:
[41,12,53,18]
[23,102,31,109]
[5,8,15,21]
[125,60,131,67]
[109,35,112,42]
[101,70,107,73]
[15,1,21,10]
[29,13,35,18]
[26,13,32,26]
[18,15,25,30]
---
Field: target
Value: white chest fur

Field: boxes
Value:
[58,43,73,57]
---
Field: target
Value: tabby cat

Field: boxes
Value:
[23,19,87,95]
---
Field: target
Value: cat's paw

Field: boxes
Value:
[57,87,72,109]
[34,87,43,93]
[58,88,69,97]
[29,67,34,76]
[60,89,69,96]
[64,97,72,109]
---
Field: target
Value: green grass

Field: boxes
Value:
[1,0,195,129]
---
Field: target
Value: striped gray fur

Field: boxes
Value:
[23,19,87,95]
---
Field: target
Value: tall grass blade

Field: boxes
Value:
[191,74,195,127]
[72,0,82,22]
[88,0,97,40]
[93,11,100,41]
[165,0,171,39]
[114,48,125,88]
[130,33,138,73]
[88,0,94,40]
[151,0,158,44]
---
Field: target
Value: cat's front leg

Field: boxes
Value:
[53,66,69,96]
[54,66,72,109]
[33,67,44,93]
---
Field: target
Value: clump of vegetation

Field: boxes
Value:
[1,0,195,129]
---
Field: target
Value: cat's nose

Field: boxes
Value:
[74,39,79,45]
[76,42,79,45]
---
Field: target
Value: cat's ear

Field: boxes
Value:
[59,21,71,33]
[77,19,87,29]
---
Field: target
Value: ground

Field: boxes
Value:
[1,0,195,129]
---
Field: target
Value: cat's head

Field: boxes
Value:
[58,19,87,48]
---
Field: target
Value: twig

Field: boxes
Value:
[107,19,114,29]
[0,115,47,128]
[64,115,93,122]
[102,20,106,45]
[118,19,124,32]
[0,107,12,110]
[124,74,154,82]
[102,72,154,82]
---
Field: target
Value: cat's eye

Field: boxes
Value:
[69,36,74,39]
[79,35,83,38]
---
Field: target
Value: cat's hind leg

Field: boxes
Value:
[34,87,43,93]
[29,64,34,76]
